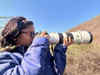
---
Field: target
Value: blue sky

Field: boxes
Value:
[0,0,100,32]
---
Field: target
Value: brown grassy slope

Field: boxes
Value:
[64,43,100,75]
[64,16,100,75]
[68,16,100,44]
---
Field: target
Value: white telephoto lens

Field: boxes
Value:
[70,31,93,44]
[41,30,93,44]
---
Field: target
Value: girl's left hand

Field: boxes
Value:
[63,36,73,47]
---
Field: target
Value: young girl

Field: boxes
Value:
[0,16,72,75]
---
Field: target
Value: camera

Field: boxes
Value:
[33,30,93,44]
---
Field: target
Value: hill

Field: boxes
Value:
[64,16,100,75]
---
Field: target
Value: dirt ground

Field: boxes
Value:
[64,43,100,75]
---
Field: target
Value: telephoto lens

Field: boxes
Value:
[49,30,93,44]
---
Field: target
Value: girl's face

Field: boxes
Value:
[16,25,35,46]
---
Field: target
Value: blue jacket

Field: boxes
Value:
[0,37,67,75]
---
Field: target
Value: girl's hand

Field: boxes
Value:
[63,36,73,47]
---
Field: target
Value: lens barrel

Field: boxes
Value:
[35,31,93,44]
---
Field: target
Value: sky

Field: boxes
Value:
[0,0,100,32]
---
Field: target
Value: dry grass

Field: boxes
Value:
[64,43,100,75]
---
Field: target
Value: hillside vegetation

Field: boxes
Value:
[64,16,100,75]
[64,43,100,75]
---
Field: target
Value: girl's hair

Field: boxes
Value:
[0,16,33,48]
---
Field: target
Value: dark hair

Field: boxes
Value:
[1,16,33,47]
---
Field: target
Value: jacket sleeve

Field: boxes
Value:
[53,44,67,75]
[0,37,49,75]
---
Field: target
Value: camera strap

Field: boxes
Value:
[49,44,56,56]
[49,44,61,75]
